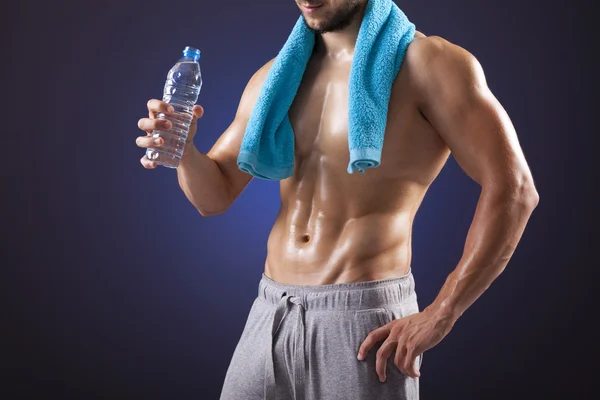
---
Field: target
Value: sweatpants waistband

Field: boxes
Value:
[258,270,416,311]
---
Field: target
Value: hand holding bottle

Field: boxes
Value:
[136,100,204,169]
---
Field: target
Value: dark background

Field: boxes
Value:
[3,0,596,398]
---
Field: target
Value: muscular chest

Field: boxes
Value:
[287,56,448,183]
[288,59,351,164]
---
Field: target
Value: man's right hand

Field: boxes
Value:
[136,99,205,169]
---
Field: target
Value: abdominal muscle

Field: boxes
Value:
[264,169,424,286]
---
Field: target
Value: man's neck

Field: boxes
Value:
[313,5,367,61]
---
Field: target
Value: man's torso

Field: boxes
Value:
[265,33,451,285]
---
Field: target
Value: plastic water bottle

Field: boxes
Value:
[146,46,202,168]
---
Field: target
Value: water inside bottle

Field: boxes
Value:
[146,52,201,168]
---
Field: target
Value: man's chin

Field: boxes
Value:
[302,17,324,32]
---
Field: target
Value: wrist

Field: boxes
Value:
[184,140,195,149]
[425,300,461,325]
[179,141,197,165]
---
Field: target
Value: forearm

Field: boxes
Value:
[427,184,539,322]
[176,143,234,216]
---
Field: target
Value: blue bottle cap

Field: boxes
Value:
[183,46,201,61]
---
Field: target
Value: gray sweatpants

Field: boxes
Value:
[220,271,421,400]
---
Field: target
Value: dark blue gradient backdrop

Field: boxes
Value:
[4,0,595,398]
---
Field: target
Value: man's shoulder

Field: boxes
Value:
[248,57,277,86]
[236,57,277,103]
[405,33,473,67]
[400,33,484,92]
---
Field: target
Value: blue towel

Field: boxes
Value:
[237,0,415,180]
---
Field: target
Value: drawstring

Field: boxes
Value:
[264,293,306,400]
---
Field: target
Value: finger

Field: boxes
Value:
[147,99,174,115]
[136,135,164,149]
[189,105,205,126]
[376,339,397,382]
[357,325,390,361]
[403,348,421,379]
[394,342,408,375]
[140,155,157,169]
[138,117,171,133]
[193,104,204,119]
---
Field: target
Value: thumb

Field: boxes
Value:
[189,105,204,131]
[192,105,204,121]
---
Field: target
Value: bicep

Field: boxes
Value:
[419,45,532,190]
[206,118,253,199]
[206,58,275,197]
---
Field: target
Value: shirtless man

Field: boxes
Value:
[136,1,539,398]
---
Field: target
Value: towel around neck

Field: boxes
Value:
[237,0,416,180]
